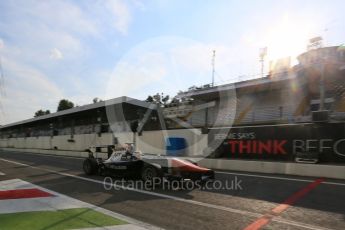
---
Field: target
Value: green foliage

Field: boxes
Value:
[145,95,154,102]
[57,99,74,111]
[34,109,50,117]
[162,95,170,105]
[93,97,103,103]
[145,93,170,105]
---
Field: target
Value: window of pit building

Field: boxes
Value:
[100,124,110,133]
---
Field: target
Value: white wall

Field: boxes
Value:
[51,134,117,151]
[0,138,9,148]
[0,134,116,151]
[0,129,207,156]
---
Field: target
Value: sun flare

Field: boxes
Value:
[265,16,313,64]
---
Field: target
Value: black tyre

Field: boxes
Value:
[83,158,97,175]
[141,165,159,182]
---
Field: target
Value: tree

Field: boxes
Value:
[162,95,170,105]
[145,95,154,103]
[152,93,161,104]
[57,99,74,112]
[93,97,103,103]
[146,93,171,106]
[170,97,180,104]
[34,109,50,117]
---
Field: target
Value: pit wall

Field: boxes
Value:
[0,129,207,157]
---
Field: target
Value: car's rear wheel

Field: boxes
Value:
[83,158,97,175]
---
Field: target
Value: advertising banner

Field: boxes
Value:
[209,123,345,163]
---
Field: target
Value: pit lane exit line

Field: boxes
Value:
[0,157,333,230]
[243,178,324,230]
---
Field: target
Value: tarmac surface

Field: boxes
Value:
[0,149,344,230]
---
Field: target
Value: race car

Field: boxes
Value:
[82,144,215,183]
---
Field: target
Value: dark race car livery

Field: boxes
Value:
[82,147,215,183]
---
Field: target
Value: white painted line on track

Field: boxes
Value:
[0,157,335,230]
[0,171,5,175]
[216,171,345,186]
[0,179,91,214]
[24,179,160,230]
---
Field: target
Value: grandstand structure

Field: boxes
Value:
[169,45,345,128]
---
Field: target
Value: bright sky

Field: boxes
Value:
[0,0,344,124]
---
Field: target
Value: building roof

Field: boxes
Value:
[178,70,297,99]
[1,96,153,129]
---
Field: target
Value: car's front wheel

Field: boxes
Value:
[83,158,97,175]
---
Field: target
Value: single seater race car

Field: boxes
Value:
[82,144,215,183]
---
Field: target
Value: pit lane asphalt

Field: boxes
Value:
[0,150,344,230]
